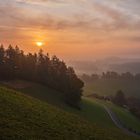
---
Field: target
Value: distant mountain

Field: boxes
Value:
[109,62,140,74]
[68,57,140,74]
[67,60,99,74]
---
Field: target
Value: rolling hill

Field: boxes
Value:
[0,86,138,140]
[13,81,116,128]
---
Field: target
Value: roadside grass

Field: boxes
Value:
[90,98,140,133]
[106,102,140,132]
[83,78,140,133]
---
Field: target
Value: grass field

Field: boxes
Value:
[0,86,137,140]
[20,83,64,108]
[106,102,140,132]
[17,82,116,128]
[2,80,140,138]
[83,78,140,132]
[18,82,140,133]
[89,98,140,133]
[83,79,140,98]
[68,98,115,128]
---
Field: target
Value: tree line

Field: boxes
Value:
[81,71,140,82]
[0,45,84,108]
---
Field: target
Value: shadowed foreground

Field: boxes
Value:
[0,86,138,140]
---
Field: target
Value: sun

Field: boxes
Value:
[36,42,43,47]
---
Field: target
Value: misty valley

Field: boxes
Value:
[0,0,140,139]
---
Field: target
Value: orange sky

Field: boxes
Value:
[0,0,140,60]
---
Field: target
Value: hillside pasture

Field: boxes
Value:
[0,86,137,140]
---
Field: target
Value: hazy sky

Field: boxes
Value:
[0,0,140,60]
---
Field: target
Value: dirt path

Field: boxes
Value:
[103,105,140,137]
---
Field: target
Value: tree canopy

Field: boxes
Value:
[0,45,84,108]
[112,90,126,107]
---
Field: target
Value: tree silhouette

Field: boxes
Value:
[113,90,126,106]
[0,45,84,108]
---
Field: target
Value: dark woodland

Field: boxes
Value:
[0,45,84,107]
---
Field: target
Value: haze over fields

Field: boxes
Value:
[68,57,140,75]
[1,1,140,139]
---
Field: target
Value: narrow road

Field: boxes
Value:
[103,105,140,137]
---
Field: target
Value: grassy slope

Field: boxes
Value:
[90,98,140,133]
[72,98,115,128]
[17,82,140,131]
[107,102,140,132]
[20,84,64,108]
[19,84,115,128]
[0,87,137,140]
[83,79,140,98]
[83,78,140,132]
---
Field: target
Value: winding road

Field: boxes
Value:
[103,105,140,137]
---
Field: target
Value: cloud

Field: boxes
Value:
[0,8,90,30]
[93,2,122,20]
[0,0,92,31]
[124,36,140,42]
[0,0,140,32]
[15,0,70,5]
[91,1,140,31]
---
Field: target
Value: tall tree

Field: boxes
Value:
[0,45,84,108]
[113,90,127,106]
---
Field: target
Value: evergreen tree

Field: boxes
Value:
[113,90,126,106]
[0,45,84,108]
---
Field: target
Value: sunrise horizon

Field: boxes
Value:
[1,0,140,61]
[0,1,140,139]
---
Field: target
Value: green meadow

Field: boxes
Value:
[0,86,137,140]
[106,102,140,132]
[1,80,140,139]
[18,82,116,128]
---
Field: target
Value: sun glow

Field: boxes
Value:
[36,42,43,47]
